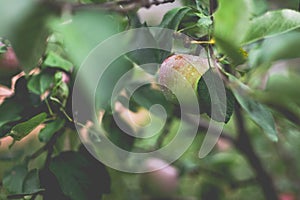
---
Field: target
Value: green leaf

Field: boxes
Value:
[39,118,65,142]
[194,16,213,37]
[174,10,213,39]
[4,166,43,196]
[51,72,69,107]
[3,165,28,194]
[52,10,129,114]
[0,100,23,128]
[0,1,35,38]
[0,1,54,72]
[253,74,300,125]
[126,27,166,74]
[102,113,135,151]
[214,0,252,46]
[129,83,173,116]
[214,37,246,65]
[49,151,110,200]
[39,168,71,199]
[95,56,134,110]
[117,95,138,112]
[27,72,54,95]
[9,112,47,141]
[154,7,194,62]
[248,32,300,67]
[159,7,193,30]
[236,94,278,142]
[214,0,252,64]
[229,76,278,141]
[263,74,300,106]
[197,69,235,123]
[251,0,268,16]
[43,51,73,72]
[243,9,300,44]
[22,169,43,194]
[51,10,127,68]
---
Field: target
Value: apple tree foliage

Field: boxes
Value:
[0,0,300,199]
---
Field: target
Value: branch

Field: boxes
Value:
[155,116,173,148]
[233,104,279,200]
[209,0,218,16]
[25,130,62,165]
[72,0,175,13]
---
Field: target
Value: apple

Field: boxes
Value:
[0,42,21,79]
[140,158,179,198]
[279,193,295,200]
[158,54,211,109]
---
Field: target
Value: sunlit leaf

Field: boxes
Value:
[243,9,300,44]
[9,113,47,141]
[43,51,73,72]
[214,0,252,45]
[214,0,252,64]
[52,10,127,68]
[248,32,300,67]
[0,1,55,72]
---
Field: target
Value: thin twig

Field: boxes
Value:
[233,104,279,200]
[44,131,62,167]
[7,191,43,200]
[30,193,38,200]
[155,116,173,148]
[25,145,48,163]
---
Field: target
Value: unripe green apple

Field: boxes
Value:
[0,42,21,79]
[140,158,179,198]
[158,54,210,108]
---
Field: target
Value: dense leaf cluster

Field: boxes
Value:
[0,0,300,199]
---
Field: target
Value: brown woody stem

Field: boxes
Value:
[234,105,278,200]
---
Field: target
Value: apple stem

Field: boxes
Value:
[190,39,215,45]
